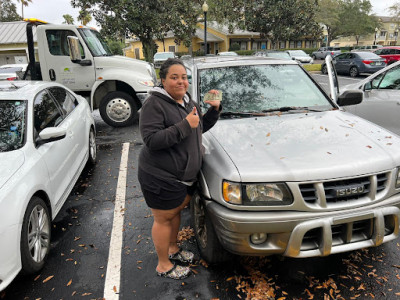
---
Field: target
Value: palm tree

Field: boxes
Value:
[63,14,74,24]
[78,10,92,26]
[18,0,32,19]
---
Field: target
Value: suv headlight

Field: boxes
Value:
[396,168,400,189]
[222,181,293,205]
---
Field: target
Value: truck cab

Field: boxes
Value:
[24,19,157,127]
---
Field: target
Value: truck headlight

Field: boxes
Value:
[396,168,400,189]
[222,181,293,206]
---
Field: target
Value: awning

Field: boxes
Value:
[195,28,224,43]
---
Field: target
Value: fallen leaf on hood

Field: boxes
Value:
[43,275,54,283]
[366,145,372,148]
[67,279,72,286]
[81,292,92,296]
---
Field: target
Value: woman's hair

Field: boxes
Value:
[159,58,185,80]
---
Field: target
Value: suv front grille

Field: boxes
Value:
[299,173,388,206]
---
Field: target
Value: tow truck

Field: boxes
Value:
[22,19,157,127]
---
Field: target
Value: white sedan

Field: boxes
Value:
[0,81,96,291]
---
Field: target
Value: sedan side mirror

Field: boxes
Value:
[337,90,363,106]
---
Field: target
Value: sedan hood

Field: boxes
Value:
[207,111,400,182]
[0,150,24,189]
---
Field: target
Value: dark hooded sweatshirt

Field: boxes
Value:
[138,88,220,183]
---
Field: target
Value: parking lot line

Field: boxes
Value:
[104,142,130,300]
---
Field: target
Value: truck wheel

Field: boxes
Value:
[20,196,51,274]
[99,91,138,127]
[190,191,232,264]
[321,64,328,74]
[349,66,359,77]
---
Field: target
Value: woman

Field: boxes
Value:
[138,58,221,280]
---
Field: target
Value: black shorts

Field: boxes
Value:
[138,168,197,210]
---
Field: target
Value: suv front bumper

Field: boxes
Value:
[205,195,400,258]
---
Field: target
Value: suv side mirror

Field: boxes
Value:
[337,90,363,106]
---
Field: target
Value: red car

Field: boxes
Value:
[374,46,400,65]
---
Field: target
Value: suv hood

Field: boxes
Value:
[0,150,24,189]
[207,111,400,182]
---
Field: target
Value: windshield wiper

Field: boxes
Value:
[220,111,266,117]
[262,106,323,113]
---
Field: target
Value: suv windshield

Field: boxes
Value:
[0,100,27,152]
[198,64,332,115]
[78,28,112,57]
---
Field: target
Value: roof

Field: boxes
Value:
[0,21,37,44]
[195,28,224,43]
[207,21,260,37]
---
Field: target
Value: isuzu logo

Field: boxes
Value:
[335,185,365,197]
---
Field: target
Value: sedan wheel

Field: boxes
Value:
[349,66,359,77]
[88,128,97,165]
[20,196,51,274]
[321,64,328,74]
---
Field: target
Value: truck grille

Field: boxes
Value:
[299,173,388,206]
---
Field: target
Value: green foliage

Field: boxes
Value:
[244,0,322,49]
[338,0,379,45]
[63,14,74,25]
[303,64,321,72]
[107,40,124,55]
[0,0,21,22]
[235,50,254,56]
[229,43,241,51]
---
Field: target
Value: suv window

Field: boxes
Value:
[34,90,64,133]
[48,87,78,116]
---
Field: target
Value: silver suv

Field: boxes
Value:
[184,56,400,264]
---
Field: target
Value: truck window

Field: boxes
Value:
[46,30,85,58]
[48,87,78,116]
[78,28,112,57]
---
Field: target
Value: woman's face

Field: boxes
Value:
[161,64,189,101]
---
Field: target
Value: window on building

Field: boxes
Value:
[289,41,295,48]
[380,31,387,38]
[297,41,302,48]
[280,41,285,49]
[241,42,247,50]
[168,46,176,52]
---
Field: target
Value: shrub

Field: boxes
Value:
[229,43,241,51]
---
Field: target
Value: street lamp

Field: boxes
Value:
[202,1,208,55]
[374,27,378,45]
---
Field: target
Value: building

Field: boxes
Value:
[0,21,36,65]
[126,21,320,59]
[330,16,400,47]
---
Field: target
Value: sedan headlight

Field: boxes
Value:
[223,181,293,206]
[396,168,400,189]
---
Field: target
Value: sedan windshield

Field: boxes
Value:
[0,100,27,152]
[198,64,332,115]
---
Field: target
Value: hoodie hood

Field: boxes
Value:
[150,87,190,104]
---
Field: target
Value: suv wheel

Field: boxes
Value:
[190,191,231,264]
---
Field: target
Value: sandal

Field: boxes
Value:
[168,248,194,263]
[156,263,191,280]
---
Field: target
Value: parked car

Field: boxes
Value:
[183,56,400,264]
[0,64,28,81]
[0,81,96,291]
[373,46,400,65]
[340,60,400,136]
[351,45,383,52]
[286,50,313,64]
[321,52,386,77]
[217,51,238,56]
[311,47,341,60]
[153,52,176,68]
[254,50,292,60]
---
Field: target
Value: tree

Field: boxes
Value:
[316,0,342,46]
[244,0,322,49]
[17,0,32,19]
[107,40,124,55]
[338,0,379,45]
[78,9,92,25]
[0,0,21,22]
[388,1,400,32]
[63,14,74,24]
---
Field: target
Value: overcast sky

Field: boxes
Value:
[11,0,400,29]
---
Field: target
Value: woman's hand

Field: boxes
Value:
[204,89,221,111]
[186,107,199,128]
